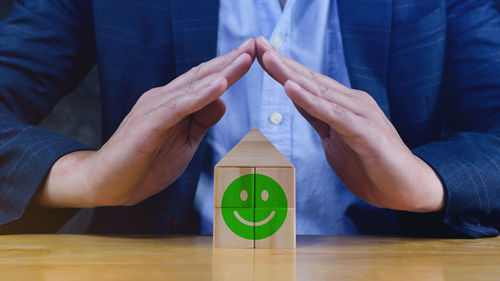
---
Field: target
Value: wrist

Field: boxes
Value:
[406,154,445,213]
[34,150,97,208]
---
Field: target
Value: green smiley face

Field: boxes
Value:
[221,174,287,240]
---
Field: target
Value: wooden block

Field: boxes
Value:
[213,128,296,249]
[255,167,295,209]
[213,207,254,248]
[214,167,254,208]
[216,127,294,168]
[255,208,295,249]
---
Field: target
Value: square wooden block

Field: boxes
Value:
[254,208,295,249]
[213,128,296,249]
[214,167,255,208]
[255,167,295,209]
[213,207,254,248]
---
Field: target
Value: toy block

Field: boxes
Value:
[213,207,254,248]
[213,127,296,249]
[215,127,294,168]
[255,167,295,209]
[254,208,295,249]
[214,167,255,208]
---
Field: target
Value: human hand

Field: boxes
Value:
[256,36,444,212]
[36,39,256,208]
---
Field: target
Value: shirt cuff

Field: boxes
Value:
[411,142,499,238]
[0,125,90,233]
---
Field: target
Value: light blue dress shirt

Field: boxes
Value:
[194,0,357,234]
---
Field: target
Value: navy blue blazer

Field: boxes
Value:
[0,0,499,237]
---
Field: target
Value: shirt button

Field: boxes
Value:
[269,112,283,125]
[272,37,283,48]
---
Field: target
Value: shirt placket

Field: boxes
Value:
[259,0,294,161]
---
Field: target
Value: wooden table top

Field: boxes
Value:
[0,235,499,281]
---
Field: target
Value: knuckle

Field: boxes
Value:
[352,90,379,108]
[185,82,196,96]
[145,87,160,95]
[352,89,367,97]
[166,96,177,110]
[330,103,345,117]
[318,84,330,98]
[167,95,189,119]
[137,87,159,103]
[190,64,203,79]
[198,62,206,73]
[308,69,319,80]
[365,96,379,110]
[365,94,376,104]
[355,90,373,101]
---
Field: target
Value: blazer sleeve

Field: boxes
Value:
[407,0,500,238]
[0,0,96,232]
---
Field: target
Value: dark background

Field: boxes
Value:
[1,0,102,148]
[1,0,500,233]
[0,1,101,232]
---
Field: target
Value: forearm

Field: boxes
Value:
[0,112,90,229]
[404,154,445,213]
[411,131,500,238]
[34,150,96,208]
[35,39,256,210]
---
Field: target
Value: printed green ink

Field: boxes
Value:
[221,174,287,240]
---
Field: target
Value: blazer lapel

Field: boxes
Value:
[338,0,393,117]
[170,0,220,76]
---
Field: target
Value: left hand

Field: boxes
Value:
[256,36,445,212]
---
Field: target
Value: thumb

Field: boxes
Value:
[189,98,226,142]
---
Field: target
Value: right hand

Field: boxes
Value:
[36,39,256,208]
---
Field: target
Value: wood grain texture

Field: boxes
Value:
[215,127,293,167]
[213,128,296,249]
[1,235,499,281]
[255,167,295,209]
[255,208,296,249]
[214,167,255,208]
[213,208,254,248]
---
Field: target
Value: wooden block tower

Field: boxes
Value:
[213,127,296,248]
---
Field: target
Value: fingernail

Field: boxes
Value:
[237,38,252,50]
[258,36,272,49]
[287,80,302,91]
[269,51,283,63]
[231,53,248,65]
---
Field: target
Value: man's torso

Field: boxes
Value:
[88,0,447,234]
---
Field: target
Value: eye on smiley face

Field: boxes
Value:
[221,174,287,240]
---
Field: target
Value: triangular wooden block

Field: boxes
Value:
[213,127,296,249]
[216,127,293,168]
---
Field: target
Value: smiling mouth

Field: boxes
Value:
[234,210,275,226]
